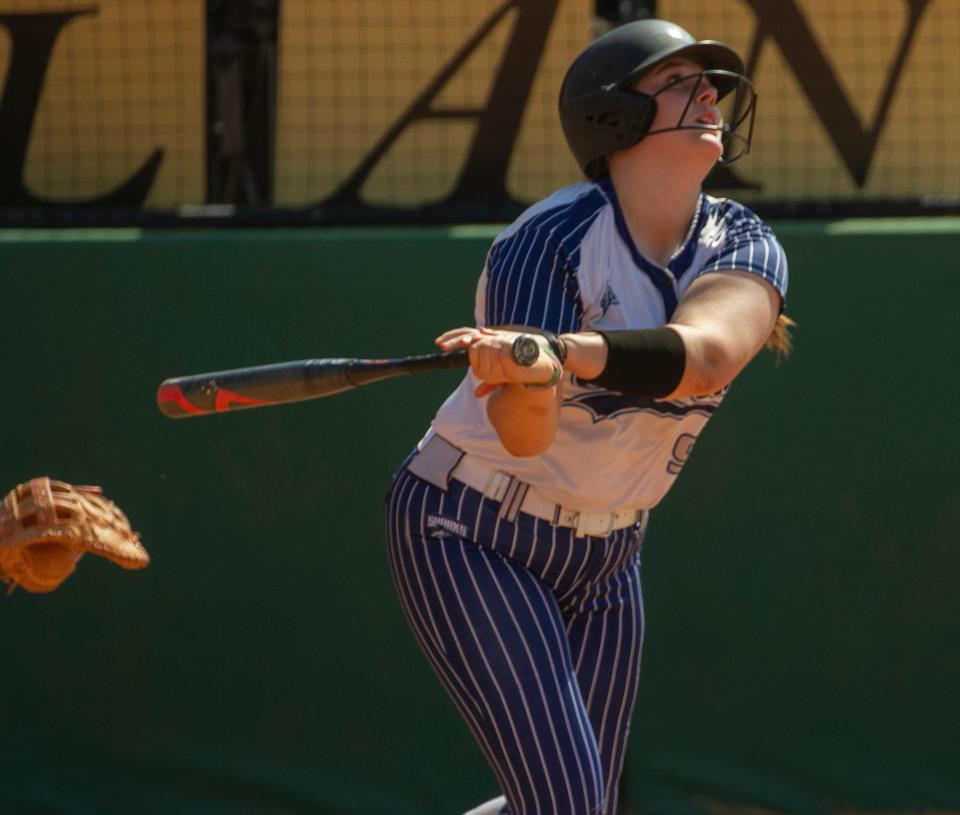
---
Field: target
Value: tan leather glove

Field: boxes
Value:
[0,477,149,594]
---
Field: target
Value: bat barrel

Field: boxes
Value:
[157,359,355,418]
[157,349,469,419]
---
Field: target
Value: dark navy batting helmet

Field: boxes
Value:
[559,19,757,179]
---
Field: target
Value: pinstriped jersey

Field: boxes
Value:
[430,176,788,514]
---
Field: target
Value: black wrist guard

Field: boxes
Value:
[586,328,686,397]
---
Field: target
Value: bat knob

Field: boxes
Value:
[511,334,541,367]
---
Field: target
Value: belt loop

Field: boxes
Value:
[572,511,585,537]
[406,433,464,490]
[483,470,503,500]
[575,511,614,539]
[601,513,615,537]
[497,478,529,523]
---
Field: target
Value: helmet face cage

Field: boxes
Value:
[557,20,757,177]
[638,69,757,164]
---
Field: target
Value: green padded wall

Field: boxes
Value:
[0,222,957,814]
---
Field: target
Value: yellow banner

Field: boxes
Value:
[0,0,204,207]
[1,1,954,210]
[275,0,959,207]
[274,0,590,207]
[662,0,960,201]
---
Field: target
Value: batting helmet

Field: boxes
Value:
[559,19,757,179]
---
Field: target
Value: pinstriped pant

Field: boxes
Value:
[385,466,647,815]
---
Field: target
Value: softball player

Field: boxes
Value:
[385,19,790,815]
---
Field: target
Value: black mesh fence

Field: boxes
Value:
[0,0,957,226]
[0,0,203,214]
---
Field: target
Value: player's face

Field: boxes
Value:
[633,57,724,160]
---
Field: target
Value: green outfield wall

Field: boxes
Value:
[0,223,958,815]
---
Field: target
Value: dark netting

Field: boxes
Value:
[672,0,960,214]
[0,0,204,214]
[0,0,957,226]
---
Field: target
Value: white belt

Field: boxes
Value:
[407,433,645,538]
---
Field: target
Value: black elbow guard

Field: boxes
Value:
[586,327,686,397]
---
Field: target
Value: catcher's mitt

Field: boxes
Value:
[0,477,149,594]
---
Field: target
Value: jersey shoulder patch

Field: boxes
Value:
[688,195,789,302]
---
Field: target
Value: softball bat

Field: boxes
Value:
[156,335,542,419]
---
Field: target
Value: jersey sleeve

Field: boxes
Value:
[695,214,789,304]
[477,225,584,333]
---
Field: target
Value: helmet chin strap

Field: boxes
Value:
[640,125,750,165]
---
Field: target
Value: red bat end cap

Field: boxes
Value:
[156,383,203,418]
[156,381,271,419]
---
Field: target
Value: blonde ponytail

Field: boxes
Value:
[765,313,796,359]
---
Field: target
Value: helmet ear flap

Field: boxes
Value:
[628,94,657,141]
[563,91,657,179]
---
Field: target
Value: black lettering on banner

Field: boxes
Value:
[0,9,163,207]
[742,0,933,187]
[325,0,559,208]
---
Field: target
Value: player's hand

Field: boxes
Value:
[436,327,561,398]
